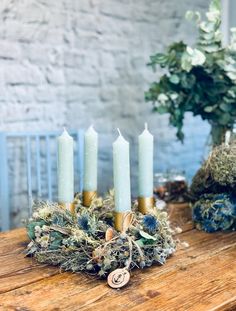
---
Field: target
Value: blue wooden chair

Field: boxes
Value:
[0,130,84,231]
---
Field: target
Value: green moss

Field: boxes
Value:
[191,142,236,198]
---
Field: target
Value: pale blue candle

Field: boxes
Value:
[138,123,154,197]
[83,125,98,191]
[113,129,131,213]
[57,129,74,203]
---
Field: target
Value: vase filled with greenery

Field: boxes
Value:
[145,0,236,146]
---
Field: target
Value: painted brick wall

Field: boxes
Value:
[0,0,210,228]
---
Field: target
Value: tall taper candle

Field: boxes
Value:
[138,123,154,197]
[57,128,74,203]
[83,125,98,192]
[113,129,131,213]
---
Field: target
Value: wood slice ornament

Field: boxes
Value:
[107,268,130,289]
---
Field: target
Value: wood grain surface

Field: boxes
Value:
[0,204,235,311]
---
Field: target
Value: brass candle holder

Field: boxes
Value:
[138,196,155,214]
[114,211,133,232]
[83,190,97,207]
[60,202,76,214]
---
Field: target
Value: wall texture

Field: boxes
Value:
[0,0,210,227]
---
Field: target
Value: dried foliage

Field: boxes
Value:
[26,191,175,278]
[193,193,236,232]
[191,143,236,197]
[191,142,236,232]
[206,143,236,187]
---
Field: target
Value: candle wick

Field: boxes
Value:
[63,127,67,132]
[117,128,122,136]
[144,123,148,130]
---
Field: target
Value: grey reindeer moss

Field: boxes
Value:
[26,190,176,278]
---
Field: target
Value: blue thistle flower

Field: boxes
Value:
[78,215,89,231]
[193,193,236,232]
[143,215,159,232]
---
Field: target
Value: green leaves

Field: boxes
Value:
[181,47,206,71]
[169,74,180,84]
[139,230,156,241]
[49,232,63,250]
[209,0,221,12]
[185,10,201,23]
[204,106,216,113]
[150,53,168,65]
[27,221,46,240]
[148,42,187,71]
[180,73,196,89]
[136,230,157,246]
[196,0,222,54]
[181,52,192,72]
[220,103,232,112]
[154,106,169,114]
[145,0,236,144]
[218,113,231,125]
[148,53,168,70]
[27,223,37,240]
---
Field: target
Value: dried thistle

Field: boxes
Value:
[192,193,236,232]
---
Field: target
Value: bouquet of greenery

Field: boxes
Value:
[145,0,236,145]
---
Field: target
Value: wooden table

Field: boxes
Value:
[0,205,236,311]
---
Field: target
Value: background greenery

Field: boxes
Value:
[146,0,236,145]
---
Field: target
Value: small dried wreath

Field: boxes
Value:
[26,191,176,288]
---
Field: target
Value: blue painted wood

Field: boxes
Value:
[6,131,79,137]
[0,130,84,231]
[35,135,42,197]
[46,135,52,201]
[26,136,33,217]
[0,133,10,231]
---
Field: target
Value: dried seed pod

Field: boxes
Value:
[92,249,103,263]
[105,227,114,241]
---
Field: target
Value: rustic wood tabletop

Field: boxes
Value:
[0,205,235,311]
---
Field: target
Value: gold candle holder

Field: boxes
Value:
[83,190,97,207]
[114,211,133,232]
[138,197,155,214]
[60,202,76,214]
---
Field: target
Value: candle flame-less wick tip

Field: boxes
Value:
[117,128,122,136]
[144,122,148,130]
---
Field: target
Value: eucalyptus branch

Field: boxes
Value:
[146,0,236,145]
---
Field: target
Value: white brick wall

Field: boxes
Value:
[0,0,210,227]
